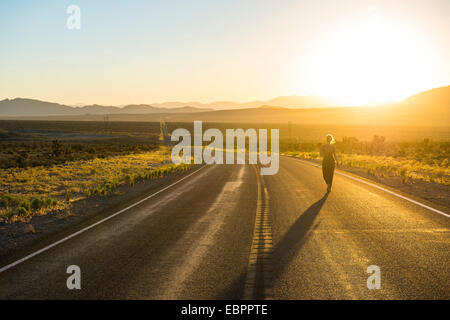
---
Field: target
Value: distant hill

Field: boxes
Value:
[401,86,449,107]
[0,98,75,115]
[0,99,213,116]
[181,86,449,126]
[371,85,450,126]
[149,95,335,109]
[396,86,449,123]
[1,86,448,126]
[0,94,339,116]
[264,95,335,108]
[155,87,449,126]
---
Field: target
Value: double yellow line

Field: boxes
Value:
[243,165,273,299]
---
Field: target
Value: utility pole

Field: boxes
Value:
[288,121,292,148]
[104,115,110,134]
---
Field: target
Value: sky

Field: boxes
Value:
[0,0,449,106]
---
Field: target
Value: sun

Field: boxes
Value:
[301,6,440,106]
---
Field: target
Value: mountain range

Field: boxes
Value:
[0,99,214,116]
[148,95,335,110]
[0,86,448,126]
[0,95,341,116]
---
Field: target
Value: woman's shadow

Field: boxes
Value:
[272,193,329,280]
[218,193,329,298]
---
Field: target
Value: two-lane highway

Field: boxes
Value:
[0,157,449,299]
[269,156,449,299]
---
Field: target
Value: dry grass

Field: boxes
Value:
[0,146,190,223]
[282,151,450,185]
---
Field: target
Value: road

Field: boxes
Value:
[0,156,449,299]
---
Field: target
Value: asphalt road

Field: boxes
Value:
[0,157,449,299]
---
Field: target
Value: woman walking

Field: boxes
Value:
[320,134,338,193]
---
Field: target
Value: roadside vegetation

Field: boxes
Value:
[0,140,160,169]
[0,147,190,223]
[282,136,450,186]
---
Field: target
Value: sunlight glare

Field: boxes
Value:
[302,6,440,106]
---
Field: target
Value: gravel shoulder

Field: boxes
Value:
[0,166,200,263]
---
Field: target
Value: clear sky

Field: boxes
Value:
[1,0,449,106]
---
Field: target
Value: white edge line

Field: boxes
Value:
[0,165,207,273]
[286,156,450,219]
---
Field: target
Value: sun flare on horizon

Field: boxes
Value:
[298,5,443,106]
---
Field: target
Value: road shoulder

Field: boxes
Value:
[0,165,202,265]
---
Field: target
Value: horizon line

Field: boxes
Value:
[1,84,448,110]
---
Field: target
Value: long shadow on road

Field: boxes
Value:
[272,193,328,281]
[217,193,329,299]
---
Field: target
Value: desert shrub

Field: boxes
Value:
[103,182,112,192]
[0,196,9,208]
[31,198,43,210]
[85,188,93,197]
[4,208,14,219]
[126,174,135,186]
[400,167,409,184]
[17,206,30,217]
[43,197,58,207]
[18,199,31,211]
